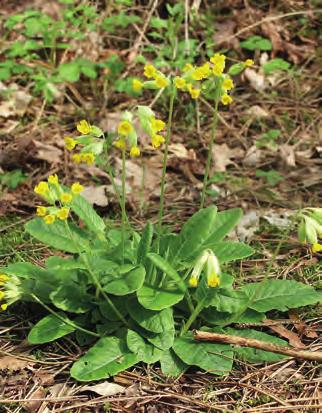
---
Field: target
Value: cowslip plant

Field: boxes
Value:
[0,57,321,382]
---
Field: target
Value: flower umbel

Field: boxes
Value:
[34,181,49,196]
[118,121,133,137]
[64,137,77,151]
[77,120,92,135]
[71,182,84,195]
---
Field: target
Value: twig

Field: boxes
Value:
[194,330,322,362]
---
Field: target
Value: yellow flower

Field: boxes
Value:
[1,303,7,311]
[72,153,81,164]
[60,192,73,204]
[183,63,193,73]
[221,93,233,105]
[192,63,210,80]
[222,77,234,91]
[48,174,59,185]
[151,134,165,148]
[0,291,5,300]
[312,243,322,253]
[144,64,157,79]
[118,120,133,136]
[189,88,201,99]
[174,77,186,89]
[57,207,70,221]
[44,214,56,225]
[132,79,143,92]
[36,206,47,217]
[151,118,166,132]
[155,75,169,89]
[0,274,9,283]
[71,182,84,195]
[188,276,198,287]
[64,137,77,151]
[113,139,126,150]
[34,181,49,196]
[130,146,140,157]
[213,64,225,76]
[81,152,95,165]
[245,59,254,67]
[77,120,92,135]
[207,273,220,288]
[210,53,226,66]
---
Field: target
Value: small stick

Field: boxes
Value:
[194,330,322,363]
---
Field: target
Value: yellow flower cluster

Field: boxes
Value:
[143,64,169,89]
[63,120,105,166]
[34,175,84,225]
[113,109,167,155]
[0,273,21,311]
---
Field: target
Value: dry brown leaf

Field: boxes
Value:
[0,355,32,370]
[33,141,63,164]
[263,319,306,349]
[22,387,46,412]
[212,143,244,172]
[261,21,284,56]
[289,311,318,339]
[82,381,125,396]
[246,105,269,118]
[244,68,266,92]
[235,210,260,241]
[168,143,196,160]
[243,145,261,167]
[213,21,238,48]
[279,144,296,167]
[81,186,109,207]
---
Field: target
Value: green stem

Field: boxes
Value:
[107,165,130,228]
[121,149,127,263]
[31,294,100,338]
[157,87,176,246]
[180,297,206,336]
[200,96,220,209]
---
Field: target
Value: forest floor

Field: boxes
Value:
[0,0,321,412]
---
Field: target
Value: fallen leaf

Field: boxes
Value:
[261,21,284,56]
[246,105,269,118]
[212,143,244,172]
[81,186,109,207]
[235,210,260,241]
[289,311,318,339]
[0,355,32,370]
[263,319,306,349]
[168,143,196,160]
[22,387,46,412]
[244,68,266,92]
[213,21,238,49]
[243,145,261,167]
[279,144,296,167]
[272,367,304,382]
[14,90,32,116]
[82,381,125,396]
[33,141,63,164]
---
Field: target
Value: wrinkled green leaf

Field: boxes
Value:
[71,195,106,236]
[126,330,163,363]
[147,253,186,291]
[137,284,184,310]
[58,61,80,82]
[204,208,242,243]
[242,280,321,312]
[71,336,139,381]
[137,222,153,264]
[173,333,233,375]
[28,314,75,344]
[126,298,174,333]
[103,265,145,295]
[160,349,187,377]
[50,283,91,313]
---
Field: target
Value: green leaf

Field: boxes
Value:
[58,62,80,82]
[137,284,184,310]
[173,333,233,375]
[126,298,174,333]
[103,265,145,296]
[50,283,91,313]
[145,327,174,350]
[176,207,217,259]
[204,208,242,243]
[28,314,75,344]
[206,242,254,263]
[25,218,89,253]
[126,330,163,363]
[137,222,153,264]
[228,63,245,76]
[160,349,187,377]
[147,253,186,292]
[240,35,272,51]
[227,328,288,362]
[241,280,321,312]
[70,336,139,381]
[71,195,106,236]
[202,308,264,326]
[208,290,249,313]
[262,58,291,74]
